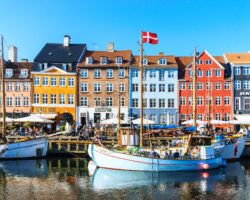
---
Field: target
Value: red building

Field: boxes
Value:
[176,50,233,131]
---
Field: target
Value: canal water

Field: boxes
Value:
[0,158,249,200]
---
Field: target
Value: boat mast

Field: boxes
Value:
[0,35,6,135]
[192,48,197,131]
[139,32,144,147]
[207,78,211,134]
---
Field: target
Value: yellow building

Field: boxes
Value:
[31,66,77,124]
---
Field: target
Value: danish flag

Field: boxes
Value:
[142,32,158,44]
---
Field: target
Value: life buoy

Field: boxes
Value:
[191,146,200,158]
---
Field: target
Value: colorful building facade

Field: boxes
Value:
[129,54,178,126]
[177,50,233,130]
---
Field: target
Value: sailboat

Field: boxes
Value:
[88,32,225,171]
[0,35,48,159]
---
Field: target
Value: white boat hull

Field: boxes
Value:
[212,136,246,160]
[88,144,224,171]
[0,137,48,159]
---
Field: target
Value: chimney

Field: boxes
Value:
[21,58,28,63]
[158,52,164,56]
[107,42,114,52]
[8,46,17,62]
[63,35,70,47]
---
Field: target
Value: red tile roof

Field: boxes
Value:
[4,61,33,80]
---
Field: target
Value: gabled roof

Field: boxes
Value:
[4,61,34,80]
[224,52,250,64]
[131,55,177,68]
[31,66,76,75]
[34,43,86,63]
[78,50,132,67]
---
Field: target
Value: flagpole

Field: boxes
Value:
[139,31,144,147]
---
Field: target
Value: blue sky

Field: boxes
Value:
[1,0,250,61]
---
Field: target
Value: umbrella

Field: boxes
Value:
[226,120,241,125]
[100,118,128,125]
[181,119,207,125]
[14,115,53,123]
[0,117,15,123]
[209,120,227,125]
[131,118,155,125]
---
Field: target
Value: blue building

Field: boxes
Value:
[129,54,178,126]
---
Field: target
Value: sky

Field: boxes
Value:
[1,0,250,61]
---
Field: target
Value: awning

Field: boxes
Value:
[31,113,57,119]
[235,114,250,125]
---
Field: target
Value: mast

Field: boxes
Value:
[0,35,6,135]
[192,48,197,131]
[207,78,211,133]
[139,32,144,147]
[117,87,121,131]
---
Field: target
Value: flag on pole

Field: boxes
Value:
[142,32,158,44]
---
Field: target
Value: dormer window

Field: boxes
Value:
[143,58,148,65]
[20,69,28,78]
[5,69,13,78]
[86,57,93,64]
[48,52,53,56]
[115,57,123,64]
[158,58,166,65]
[100,57,108,65]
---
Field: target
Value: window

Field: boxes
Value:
[206,114,212,121]
[119,83,125,92]
[59,94,65,104]
[159,99,165,108]
[143,58,148,65]
[149,70,156,78]
[81,97,88,106]
[120,97,125,107]
[180,82,186,90]
[150,84,156,92]
[243,66,250,75]
[143,84,147,92]
[6,97,12,106]
[215,70,221,77]
[206,60,212,64]
[132,98,139,107]
[23,82,29,91]
[106,97,113,107]
[215,97,222,106]
[244,97,250,110]
[118,69,125,78]
[80,69,88,78]
[15,82,21,91]
[159,84,165,92]
[150,114,157,122]
[235,97,240,110]
[94,97,101,107]
[188,83,193,90]
[159,70,165,81]
[168,70,174,78]
[169,114,175,124]
[197,114,203,121]
[81,83,88,92]
[42,94,48,104]
[42,77,48,86]
[86,57,93,64]
[15,97,21,106]
[51,77,57,86]
[106,83,113,92]
[22,96,28,106]
[59,77,66,86]
[150,99,156,108]
[168,99,175,108]
[224,82,230,90]
[5,69,13,78]
[168,84,174,92]
[206,70,212,77]
[94,83,101,92]
[215,83,221,90]
[132,70,139,78]
[106,69,113,78]
[159,114,167,124]
[197,60,203,65]
[158,58,166,65]
[188,97,193,105]
[143,70,147,80]
[20,69,28,78]
[224,114,230,121]
[197,70,203,77]
[188,114,193,120]
[197,83,203,90]
[235,81,241,90]
[206,82,212,90]
[68,78,74,86]
[50,94,57,104]
[197,97,203,106]
[243,80,250,90]
[34,77,40,86]
[234,67,241,75]
[132,84,139,92]
[216,114,222,120]
[100,57,108,65]
[68,94,74,104]
[143,99,147,107]
[94,69,101,78]
[180,97,186,106]
[224,97,230,105]
[33,94,39,104]
[180,114,186,121]
[115,57,123,64]
[188,70,193,77]
[206,97,212,105]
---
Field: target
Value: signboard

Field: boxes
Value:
[35,107,56,113]
[240,91,250,96]
[95,107,112,112]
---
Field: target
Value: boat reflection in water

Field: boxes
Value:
[89,161,246,195]
[0,159,48,177]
